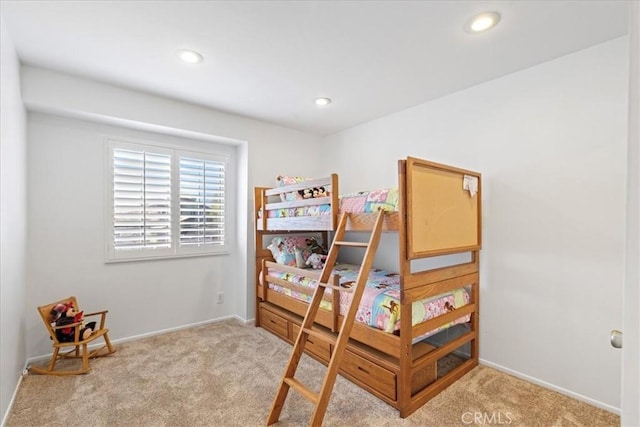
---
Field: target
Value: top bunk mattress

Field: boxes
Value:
[263,188,399,218]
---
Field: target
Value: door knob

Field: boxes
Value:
[610,330,623,348]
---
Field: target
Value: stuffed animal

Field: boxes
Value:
[294,245,312,268]
[305,237,327,255]
[312,187,328,198]
[298,188,313,199]
[305,253,326,269]
[49,303,67,325]
[51,301,96,342]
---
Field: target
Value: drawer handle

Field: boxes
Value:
[270,320,277,324]
[307,339,314,344]
[357,366,370,375]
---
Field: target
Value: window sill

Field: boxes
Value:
[104,249,230,264]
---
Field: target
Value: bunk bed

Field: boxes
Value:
[254,156,481,418]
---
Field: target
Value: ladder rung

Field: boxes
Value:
[283,377,318,404]
[303,326,337,345]
[317,281,354,293]
[334,240,368,248]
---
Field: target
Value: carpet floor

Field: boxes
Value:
[6,319,619,426]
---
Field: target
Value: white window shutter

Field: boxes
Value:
[113,148,171,250]
[179,156,225,247]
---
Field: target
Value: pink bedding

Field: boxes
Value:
[264,188,399,218]
[266,262,470,339]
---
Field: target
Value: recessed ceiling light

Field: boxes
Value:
[315,97,332,106]
[176,49,203,64]
[466,11,501,33]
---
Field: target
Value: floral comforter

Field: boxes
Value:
[267,263,470,338]
[263,188,399,218]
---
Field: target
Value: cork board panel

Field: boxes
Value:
[407,158,480,258]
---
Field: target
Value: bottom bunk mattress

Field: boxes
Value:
[266,263,470,339]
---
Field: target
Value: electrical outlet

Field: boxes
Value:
[217,292,224,304]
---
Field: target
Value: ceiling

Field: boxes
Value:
[1,1,630,136]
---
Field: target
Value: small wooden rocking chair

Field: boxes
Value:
[30,296,116,375]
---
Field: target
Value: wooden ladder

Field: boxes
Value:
[266,210,386,426]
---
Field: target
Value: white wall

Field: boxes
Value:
[0,12,28,422]
[21,67,323,358]
[622,2,639,425]
[322,37,629,410]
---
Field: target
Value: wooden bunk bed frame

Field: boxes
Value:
[254,156,481,418]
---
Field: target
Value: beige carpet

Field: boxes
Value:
[6,320,619,426]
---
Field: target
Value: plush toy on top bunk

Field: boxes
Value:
[312,186,328,198]
[297,186,329,200]
[298,188,314,199]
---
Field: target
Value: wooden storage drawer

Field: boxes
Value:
[341,350,396,401]
[291,324,331,362]
[260,307,289,339]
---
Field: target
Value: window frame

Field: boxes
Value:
[105,138,230,263]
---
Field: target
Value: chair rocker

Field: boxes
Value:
[30,296,116,376]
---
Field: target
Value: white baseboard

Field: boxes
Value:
[479,358,621,416]
[241,316,256,326]
[109,315,240,346]
[1,372,24,427]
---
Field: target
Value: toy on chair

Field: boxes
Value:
[50,301,96,342]
[31,296,115,376]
